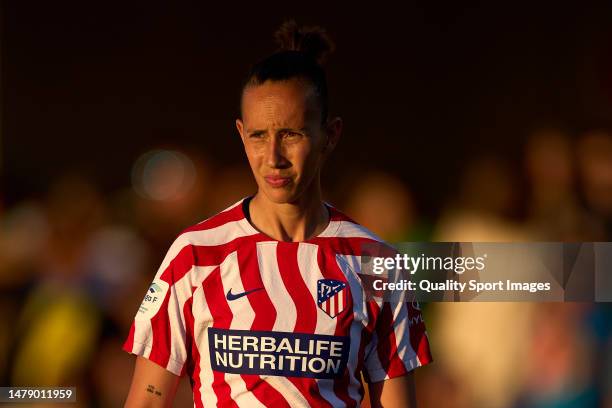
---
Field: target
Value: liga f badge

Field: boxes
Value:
[317,279,347,318]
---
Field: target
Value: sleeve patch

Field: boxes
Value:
[136,279,169,320]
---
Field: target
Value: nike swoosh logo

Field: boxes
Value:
[226,287,263,301]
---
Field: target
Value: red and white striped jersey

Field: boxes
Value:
[123,197,432,407]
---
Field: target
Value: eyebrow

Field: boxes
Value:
[247,127,308,134]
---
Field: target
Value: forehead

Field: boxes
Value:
[241,79,319,128]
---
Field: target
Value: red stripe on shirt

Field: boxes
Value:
[159,245,195,285]
[376,303,408,378]
[278,242,332,408]
[122,322,136,354]
[238,241,290,407]
[359,301,380,384]
[327,205,357,223]
[308,237,394,258]
[149,287,172,370]
[190,234,267,267]
[182,202,245,233]
[203,267,238,408]
[407,303,433,366]
[162,235,265,284]
[319,247,358,407]
[183,294,203,408]
[355,329,369,399]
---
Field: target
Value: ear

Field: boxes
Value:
[236,118,246,145]
[323,116,342,154]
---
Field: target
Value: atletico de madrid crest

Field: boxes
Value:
[317,279,348,318]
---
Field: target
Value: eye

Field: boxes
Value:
[249,132,265,139]
[282,131,303,139]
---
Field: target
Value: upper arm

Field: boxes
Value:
[122,237,195,405]
[124,356,181,408]
[368,371,417,408]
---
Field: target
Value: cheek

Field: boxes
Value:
[244,145,262,169]
[292,143,322,172]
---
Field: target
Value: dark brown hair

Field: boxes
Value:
[241,20,335,123]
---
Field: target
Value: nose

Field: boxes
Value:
[265,135,290,169]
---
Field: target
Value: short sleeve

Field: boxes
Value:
[122,237,194,376]
[363,300,433,383]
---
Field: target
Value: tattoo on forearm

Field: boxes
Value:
[146,384,162,397]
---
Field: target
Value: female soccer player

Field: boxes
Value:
[124,21,432,408]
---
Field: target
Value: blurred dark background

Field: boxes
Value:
[1,2,611,407]
[4,1,612,214]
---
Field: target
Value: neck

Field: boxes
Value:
[249,182,329,242]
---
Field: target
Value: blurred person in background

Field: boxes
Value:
[524,126,605,241]
[513,127,607,407]
[434,156,529,242]
[513,303,601,408]
[7,174,107,406]
[430,142,608,408]
[84,188,161,408]
[576,129,612,238]
[573,129,612,407]
[343,171,422,242]
[0,197,49,386]
[1,166,204,406]
[430,155,535,408]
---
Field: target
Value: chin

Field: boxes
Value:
[259,185,302,205]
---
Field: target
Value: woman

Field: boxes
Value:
[124,21,432,407]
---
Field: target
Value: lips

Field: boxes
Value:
[264,175,291,187]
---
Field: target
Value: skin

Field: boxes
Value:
[124,78,417,407]
[124,356,180,407]
[236,78,341,242]
[369,371,417,408]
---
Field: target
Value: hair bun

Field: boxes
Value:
[274,20,335,65]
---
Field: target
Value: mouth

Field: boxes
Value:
[264,175,292,188]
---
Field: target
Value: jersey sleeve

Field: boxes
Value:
[122,236,194,376]
[363,299,433,383]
